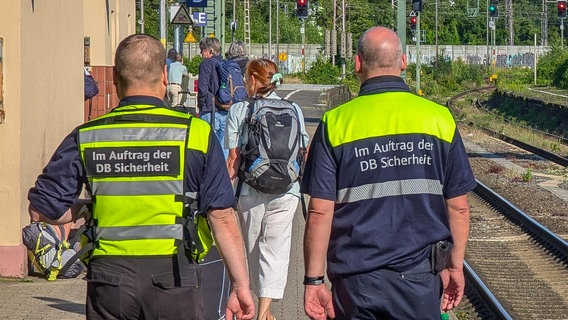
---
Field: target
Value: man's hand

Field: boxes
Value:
[304,284,335,320]
[440,267,465,311]
[225,288,255,320]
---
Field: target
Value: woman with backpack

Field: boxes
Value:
[225,58,309,320]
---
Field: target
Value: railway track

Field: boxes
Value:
[458,181,568,319]
[447,88,568,319]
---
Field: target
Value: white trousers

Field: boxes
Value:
[237,193,298,299]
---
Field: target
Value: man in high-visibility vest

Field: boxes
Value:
[28,34,255,320]
[301,26,476,320]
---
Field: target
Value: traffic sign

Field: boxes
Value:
[171,5,193,25]
[279,52,288,62]
[187,0,207,7]
[192,12,207,26]
[184,33,197,43]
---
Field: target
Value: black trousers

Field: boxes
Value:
[86,256,204,320]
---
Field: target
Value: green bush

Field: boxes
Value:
[185,55,203,76]
[536,43,568,87]
[407,59,486,97]
[495,67,533,86]
[305,57,341,85]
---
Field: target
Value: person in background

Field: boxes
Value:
[225,58,310,320]
[197,37,228,158]
[167,53,188,107]
[166,48,177,72]
[301,26,476,320]
[226,40,249,76]
[27,34,254,320]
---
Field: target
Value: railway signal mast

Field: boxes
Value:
[411,0,422,94]
[488,0,498,69]
[297,0,308,73]
[559,0,566,48]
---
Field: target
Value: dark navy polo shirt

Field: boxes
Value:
[301,76,477,279]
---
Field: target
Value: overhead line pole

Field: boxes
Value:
[269,0,272,60]
[160,0,166,47]
[140,0,145,34]
[396,0,406,79]
[416,12,421,93]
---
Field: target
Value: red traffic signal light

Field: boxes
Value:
[558,0,567,18]
[410,16,417,30]
[297,0,308,19]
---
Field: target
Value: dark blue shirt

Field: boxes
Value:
[301,76,477,279]
[197,55,222,113]
[28,96,234,220]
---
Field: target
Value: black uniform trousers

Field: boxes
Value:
[331,258,442,320]
[86,255,203,320]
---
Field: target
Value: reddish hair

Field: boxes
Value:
[246,59,282,97]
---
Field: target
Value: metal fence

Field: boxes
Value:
[406,45,548,68]
[181,43,551,72]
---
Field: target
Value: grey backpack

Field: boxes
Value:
[237,98,305,194]
[22,222,84,280]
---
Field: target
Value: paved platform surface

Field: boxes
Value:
[0,210,308,320]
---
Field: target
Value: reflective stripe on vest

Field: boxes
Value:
[77,106,210,257]
[95,224,184,241]
[336,178,443,204]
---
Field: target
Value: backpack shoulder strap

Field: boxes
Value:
[215,59,226,75]
[244,98,258,122]
[42,223,63,244]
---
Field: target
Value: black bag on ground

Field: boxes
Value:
[238,98,305,194]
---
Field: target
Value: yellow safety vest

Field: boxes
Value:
[77,105,211,258]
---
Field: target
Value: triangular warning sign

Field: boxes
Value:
[184,33,197,43]
[171,5,193,25]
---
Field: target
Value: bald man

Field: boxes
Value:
[301,26,476,319]
[28,34,254,320]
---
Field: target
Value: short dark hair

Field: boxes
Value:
[115,34,165,88]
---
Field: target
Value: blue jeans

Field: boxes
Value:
[200,110,229,160]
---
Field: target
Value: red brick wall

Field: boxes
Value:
[83,66,119,122]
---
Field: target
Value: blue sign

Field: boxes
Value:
[187,0,207,7]
[192,12,207,26]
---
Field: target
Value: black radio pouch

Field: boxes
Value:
[430,240,453,274]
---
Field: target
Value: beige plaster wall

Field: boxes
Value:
[0,0,135,278]
[86,0,136,68]
[0,2,23,269]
